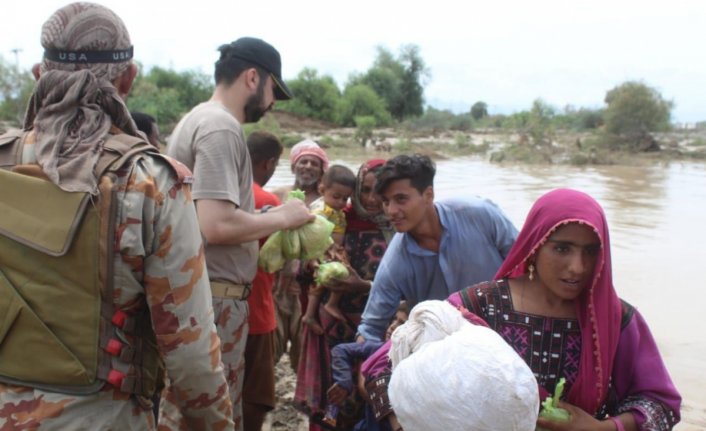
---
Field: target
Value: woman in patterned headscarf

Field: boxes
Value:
[295,159,391,430]
[450,188,681,431]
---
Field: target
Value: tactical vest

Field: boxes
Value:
[0,130,163,397]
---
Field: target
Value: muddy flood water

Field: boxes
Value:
[267,156,706,430]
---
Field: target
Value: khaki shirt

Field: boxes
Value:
[167,101,257,284]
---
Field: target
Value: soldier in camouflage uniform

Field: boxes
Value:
[165,38,313,429]
[0,3,233,430]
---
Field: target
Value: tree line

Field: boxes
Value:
[0,46,682,152]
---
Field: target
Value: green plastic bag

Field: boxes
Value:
[257,189,334,270]
[258,231,285,273]
[315,262,349,285]
[536,378,570,430]
[282,229,301,260]
[298,215,334,261]
[287,189,306,202]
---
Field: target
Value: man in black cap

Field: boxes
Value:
[165,37,313,430]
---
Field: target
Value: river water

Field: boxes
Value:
[268,156,706,430]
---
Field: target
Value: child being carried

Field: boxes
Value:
[303,164,356,334]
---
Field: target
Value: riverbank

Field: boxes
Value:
[250,111,706,166]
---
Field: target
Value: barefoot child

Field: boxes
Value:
[302,165,357,334]
[325,302,409,429]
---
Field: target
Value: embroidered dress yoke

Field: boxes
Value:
[457,280,581,394]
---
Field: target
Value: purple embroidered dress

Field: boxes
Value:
[450,280,680,430]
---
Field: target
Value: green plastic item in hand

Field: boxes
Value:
[282,229,301,260]
[257,191,334,271]
[298,215,334,261]
[315,262,349,285]
[536,378,570,430]
[258,231,285,273]
[287,189,306,201]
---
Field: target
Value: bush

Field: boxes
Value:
[354,116,376,147]
[602,81,672,151]
[394,137,413,152]
[527,99,555,145]
[281,134,305,148]
[470,101,488,120]
[403,107,472,132]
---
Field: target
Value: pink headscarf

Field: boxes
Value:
[494,188,622,415]
[289,139,329,171]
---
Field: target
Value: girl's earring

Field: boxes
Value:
[528,263,535,281]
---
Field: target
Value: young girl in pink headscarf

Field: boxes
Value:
[448,188,681,431]
[362,188,681,431]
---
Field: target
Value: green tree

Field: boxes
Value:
[470,101,488,121]
[278,68,341,123]
[396,44,428,119]
[336,84,391,127]
[0,56,34,126]
[350,45,429,121]
[349,65,400,116]
[142,66,212,109]
[127,79,183,128]
[127,66,213,131]
[603,81,672,139]
[527,99,555,145]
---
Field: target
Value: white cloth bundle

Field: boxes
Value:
[388,300,539,431]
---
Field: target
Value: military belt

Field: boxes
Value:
[210,281,251,300]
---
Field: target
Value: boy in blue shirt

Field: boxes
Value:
[358,154,517,342]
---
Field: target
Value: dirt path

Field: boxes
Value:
[263,354,309,431]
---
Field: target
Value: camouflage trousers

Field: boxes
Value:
[0,385,155,430]
[214,298,248,431]
[160,297,248,430]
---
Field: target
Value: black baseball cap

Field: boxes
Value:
[228,37,293,100]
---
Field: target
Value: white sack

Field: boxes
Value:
[388,300,539,431]
[389,300,467,369]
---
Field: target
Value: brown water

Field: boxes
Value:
[268,157,706,430]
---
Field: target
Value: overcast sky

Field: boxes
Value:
[3,0,705,123]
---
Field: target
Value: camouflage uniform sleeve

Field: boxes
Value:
[135,156,234,430]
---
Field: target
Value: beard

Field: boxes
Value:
[243,79,271,123]
[295,173,320,188]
